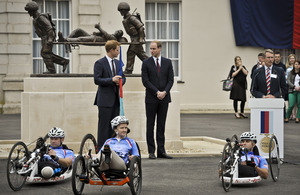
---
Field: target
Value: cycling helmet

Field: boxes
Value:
[240,132,257,143]
[48,127,65,138]
[111,116,129,129]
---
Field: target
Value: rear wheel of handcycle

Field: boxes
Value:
[7,141,30,191]
[230,134,238,143]
[221,142,233,192]
[79,134,98,156]
[269,135,280,182]
[72,155,86,195]
[129,156,142,195]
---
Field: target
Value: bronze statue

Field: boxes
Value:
[118,2,148,74]
[25,1,69,74]
[57,23,128,44]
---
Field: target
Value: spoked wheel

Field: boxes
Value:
[79,134,98,156]
[72,155,87,195]
[129,156,142,195]
[7,141,30,191]
[230,134,238,143]
[221,142,233,192]
[269,135,280,182]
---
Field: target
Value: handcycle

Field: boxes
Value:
[219,134,280,192]
[72,133,142,195]
[7,134,73,191]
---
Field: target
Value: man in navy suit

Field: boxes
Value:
[251,49,286,98]
[94,40,126,149]
[141,41,174,159]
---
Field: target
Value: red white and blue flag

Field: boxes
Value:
[230,0,300,49]
[118,46,125,116]
[260,111,273,134]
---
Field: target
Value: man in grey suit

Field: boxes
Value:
[251,49,286,98]
[141,41,174,159]
[94,40,126,149]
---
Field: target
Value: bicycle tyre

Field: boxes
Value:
[129,156,142,195]
[269,135,280,182]
[221,142,233,192]
[72,155,86,195]
[79,134,98,156]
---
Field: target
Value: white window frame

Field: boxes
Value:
[145,2,181,79]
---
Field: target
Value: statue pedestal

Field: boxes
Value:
[21,75,182,153]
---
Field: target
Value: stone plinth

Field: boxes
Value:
[21,75,182,153]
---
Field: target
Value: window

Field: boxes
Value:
[33,0,70,74]
[145,2,181,77]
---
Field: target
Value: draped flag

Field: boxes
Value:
[230,0,300,49]
[260,111,274,134]
[118,46,125,116]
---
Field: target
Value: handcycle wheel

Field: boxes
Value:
[269,135,280,182]
[7,141,30,191]
[221,142,233,192]
[79,134,98,156]
[230,134,238,143]
[129,156,142,195]
[72,155,86,195]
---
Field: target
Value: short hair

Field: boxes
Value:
[258,53,264,57]
[105,40,121,53]
[151,40,162,48]
[264,49,274,56]
[275,51,281,55]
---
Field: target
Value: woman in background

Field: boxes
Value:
[286,54,297,120]
[229,56,248,119]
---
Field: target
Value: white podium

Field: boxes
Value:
[249,98,284,159]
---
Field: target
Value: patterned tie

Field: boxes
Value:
[112,59,116,76]
[156,58,160,72]
[266,68,271,95]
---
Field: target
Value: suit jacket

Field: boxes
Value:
[251,65,286,98]
[141,56,174,103]
[93,57,126,107]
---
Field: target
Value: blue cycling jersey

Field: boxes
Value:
[241,151,268,170]
[43,146,75,168]
[101,137,139,164]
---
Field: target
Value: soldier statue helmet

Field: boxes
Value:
[24,1,39,11]
[117,2,130,11]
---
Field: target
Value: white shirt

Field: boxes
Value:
[153,56,161,68]
[294,74,300,87]
[106,55,116,75]
[265,65,273,76]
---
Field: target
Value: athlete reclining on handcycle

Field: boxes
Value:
[93,116,140,171]
[37,127,75,178]
[238,132,268,179]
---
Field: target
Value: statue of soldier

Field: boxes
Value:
[25,1,69,74]
[118,2,148,74]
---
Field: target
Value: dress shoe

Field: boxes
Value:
[102,144,111,164]
[149,153,156,159]
[284,118,289,123]
[235,113,241,119]
[239,113,248,118]
[157,153,173,159]
[296,118,299,123]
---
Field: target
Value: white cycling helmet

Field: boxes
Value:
[111,116,129,129]
[48,127,65,138]
[240,132,257,143]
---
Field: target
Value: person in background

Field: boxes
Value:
[250,53,265,79]
[285,60,300,123]
[286,54,297,120]
[229,56,248,119]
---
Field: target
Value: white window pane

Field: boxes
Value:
[169,3,179,20]
[58,1,69,19]
[169,22,179,39]
[58,21,70,36]
[33,59,45,73]
[145,42,151,56]
[157,22,167,39]
[172,60,178,76]
[161,42,167,57]
[46,1,57,18]
[146,3,155,20]
[36,0,44,12]
[157,3,167,20]
[146,22,155,39]
[33,40,42,57]
[168,42,179,58]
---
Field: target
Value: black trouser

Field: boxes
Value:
[146,102,169,155]
[233,100,245,113]
[97,100,119,149]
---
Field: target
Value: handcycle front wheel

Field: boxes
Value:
[7,141,30,191]
[129,156,142,195]
[221,142,233,192]
[72,155,87,195]
[79,134,98,156]
[269,135,280,182]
